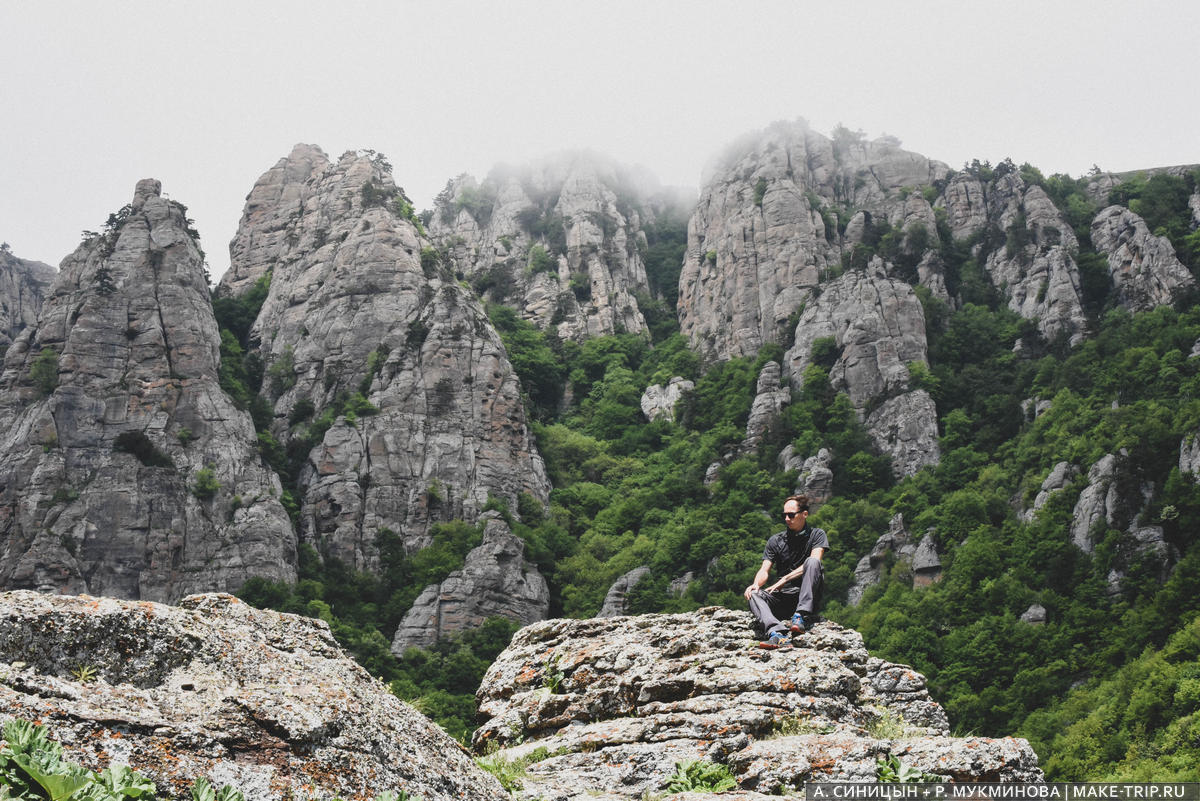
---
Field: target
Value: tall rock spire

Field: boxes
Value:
[0,180,296,601]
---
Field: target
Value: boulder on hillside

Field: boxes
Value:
[0,591,505,801]
[390,513,549,654]
[473,607,1041,798]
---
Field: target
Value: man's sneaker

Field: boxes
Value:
[758,631,790,649]
[789,613,808,634]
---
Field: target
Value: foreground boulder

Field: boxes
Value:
[474,607,1040,798]
[0,591,506,801]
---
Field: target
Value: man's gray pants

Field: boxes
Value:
[747,556,823,636]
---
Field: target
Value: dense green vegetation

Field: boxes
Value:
[229,163,1200,779]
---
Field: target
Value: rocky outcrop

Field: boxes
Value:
[473,608,1041,798]
[1021,461,1079,523]
[848,515,941,604]
[739,361,790,456]
[1070,452,1175,593]
[218,146,550,570]
[429,154,685,341]
[784,261,939,476]
[848,514,915,606]
[779,446,833,510]
[596,566,651,618]
[938,170,1089,345]
[390,514,549,654]
[0,181,295,601]
[678,120,949,363]
[1181,432,1200,478]
[0,247,54,353]
[0,591,505,801]
[911,534,943,587]
[1020,604,1048,625]
[1091,204,1196,312]
[640,376,693,422]
[983,177,1088,345]
[1070,453,1123,553]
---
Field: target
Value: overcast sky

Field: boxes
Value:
[3,0,1197,280]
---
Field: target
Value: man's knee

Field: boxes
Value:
[804,556,823,575]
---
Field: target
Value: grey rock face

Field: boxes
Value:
[639,376,693,422]
[473,608,1040,797]
[390,514,549,654]
[865,390,941,479]
[429,154,683,341]
[679,120,949,363]
[218,146,550,569]
[779,446,834,510]
[784,262,939,476]
[596,566,651,618]
[0,247,54,353]
[739,361,790,456]
[1091,204,1196,312]
[1070,452,1176,592]
[938,171,1090,345]
[0,181,295,601]
[1021,461,1080,523]
[1181,432,1200,477]
[1020,603,1048,624]
[911,534,943,586]
[848,514,916,606]
[0,591,506,801]
[1070,453,1122,553]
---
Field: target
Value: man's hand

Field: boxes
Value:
[743,584,760,600]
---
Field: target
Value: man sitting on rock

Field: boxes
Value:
[744,494,828,649]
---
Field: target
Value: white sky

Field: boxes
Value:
[2,0,1198,280]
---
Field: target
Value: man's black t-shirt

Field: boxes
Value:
[763,525,829,593]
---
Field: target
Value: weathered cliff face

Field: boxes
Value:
[429,154,684,341]
[218,146,550,570]
[0,591,506,801]
[1091,204,1196,312]
[784,261,940,476]
[390,513,549,654]
[678,120,949,363]
[474,608,1041,798]
[976,174,1089,345]
[0,181,295,601]
[0,247,55,353]
[1070,451,1175,594]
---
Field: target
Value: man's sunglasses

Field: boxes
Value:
[783,511,804,519]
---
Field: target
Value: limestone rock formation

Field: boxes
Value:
[937,169,1091,345]
[1070,452,1176,593]
[848,514,916,606]
[784,261,939,476]
[429,154,687,341]
[0,591,505,801]
[1091,204,1196,312]
[390,514,549,654]
[1021,461,1079,523]
[779,446,833,510]
[1181,432,1200,478]
[678,120,949,363]
[596,566,651,618]
[738,361,790,457]
[1070,453,1123,554]
[911,534,943,587]
[639,376,693,422]
[982,176,1089,345]
[1020,604,1048,625]
[217,146,550,570]
[473,608,1041,798]
[0,246,54,353]
[0,181,295,601]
